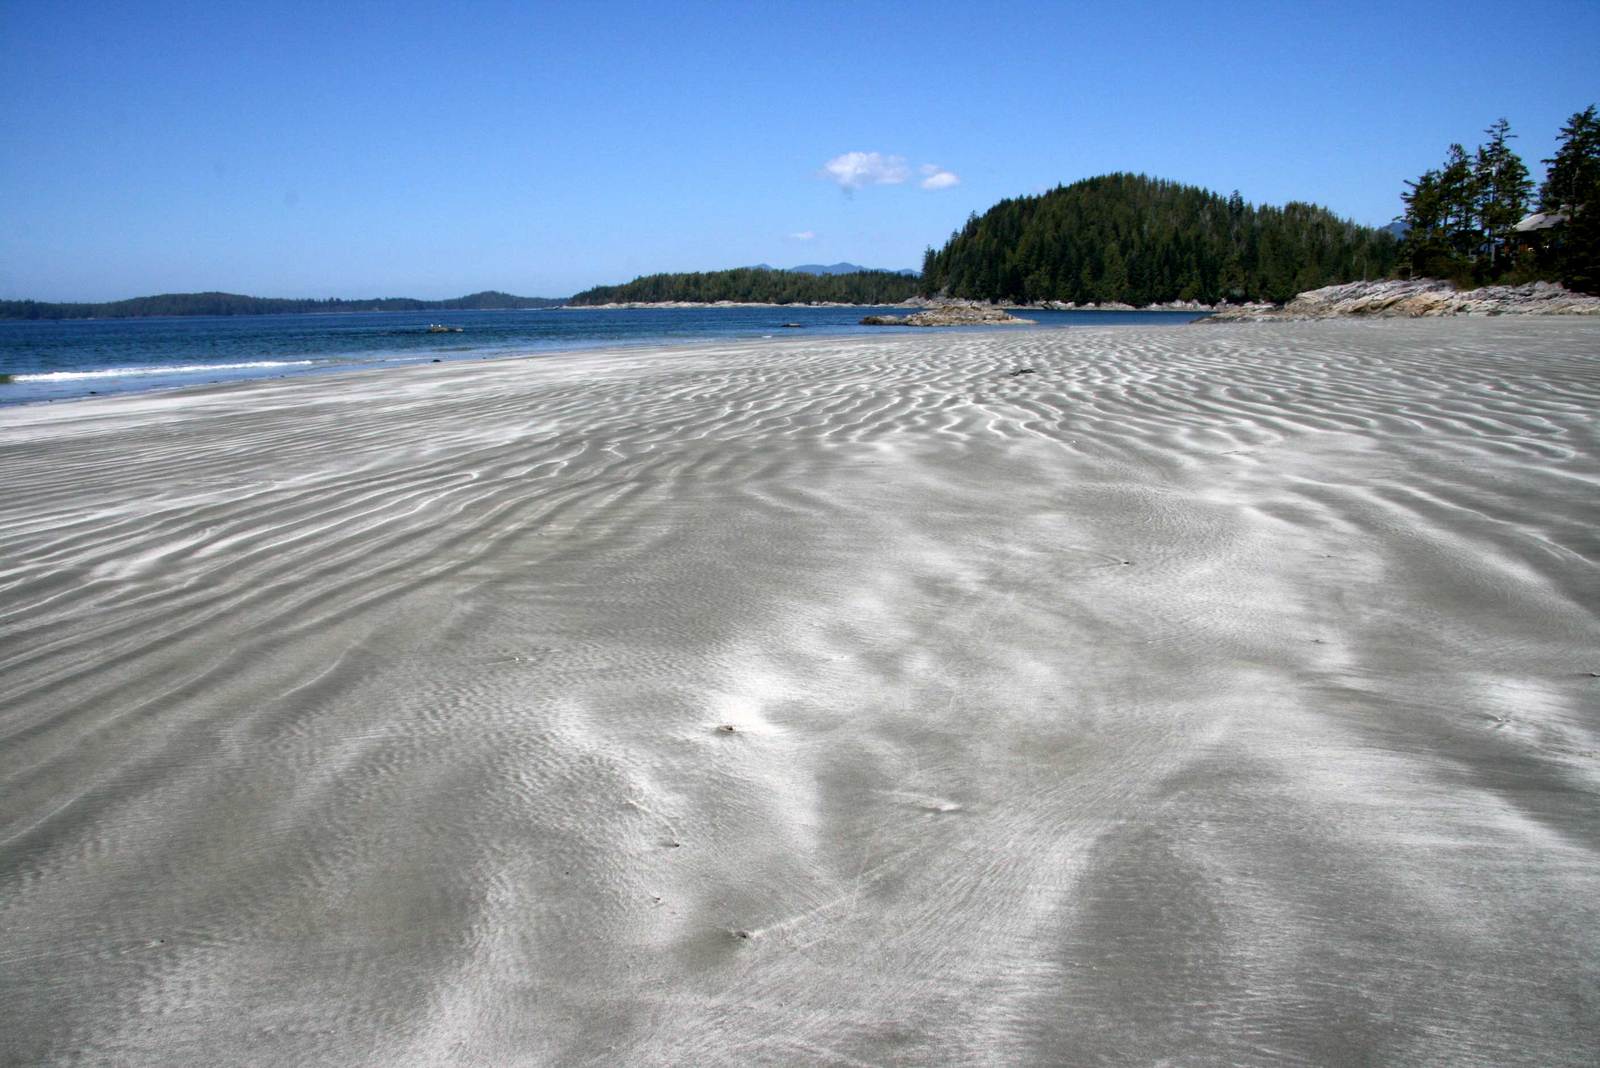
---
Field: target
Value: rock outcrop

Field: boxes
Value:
[1022,298,1212,312]
[1205,279,1600,322]
[861,303,1033,327]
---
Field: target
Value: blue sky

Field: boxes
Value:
[3,0,1597,300]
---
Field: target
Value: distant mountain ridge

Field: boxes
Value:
[0,290,564,320]
[753,262,919,277]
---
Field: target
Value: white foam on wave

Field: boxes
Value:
[13,360,318,383]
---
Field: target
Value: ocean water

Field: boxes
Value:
[0,306,1205,405]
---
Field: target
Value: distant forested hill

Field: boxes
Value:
[920,174,1399,305]
[0,290,564,320]
[568,268,921,305]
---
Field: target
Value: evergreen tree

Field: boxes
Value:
[1540,105,1600,212]
[1437,144,1479,263]
[1098,245,1128,303]
[1540,105,1600,292]
[1473,119,1532,271]
[1399,119,1542,284]
[1400,168,1446,266]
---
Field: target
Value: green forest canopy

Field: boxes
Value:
[567,268,921,306]
[919,173,1399,305]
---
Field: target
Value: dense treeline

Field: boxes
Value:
[919,174,1398,305]
[568,268,921,305]
[0,290,563,320]
[1400,106,1599,293]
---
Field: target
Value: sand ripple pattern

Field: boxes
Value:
[2,320,1599,1065]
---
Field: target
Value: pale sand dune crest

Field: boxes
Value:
[1,321,1598,1065]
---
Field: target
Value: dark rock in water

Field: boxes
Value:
[432,359,442,363]
[863,303,1033,327]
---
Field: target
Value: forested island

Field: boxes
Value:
[919,174,1399,306]
[0,290,562,321]
[567,268,922,306]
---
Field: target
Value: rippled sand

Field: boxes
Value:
[3,320,1599,1066]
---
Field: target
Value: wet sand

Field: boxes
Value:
[2,320,1598,1066]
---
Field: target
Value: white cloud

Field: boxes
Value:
[920,167,960,190]
[821,151,909,190]
[789,230,816,240]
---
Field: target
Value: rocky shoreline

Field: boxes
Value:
[564,280,1600,321]
[1022,298,1213,312]
[1205,279,1600,322]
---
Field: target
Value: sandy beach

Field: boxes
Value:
[2,320,1598,1066]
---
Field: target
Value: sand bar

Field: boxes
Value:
[2,321,1599,1065]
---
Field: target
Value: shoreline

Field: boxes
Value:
[5,306,1589,411]
[14,278,1597,323]
[561,299,1217,311]
[0,308,1208,409]
[0,315,1187,415]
